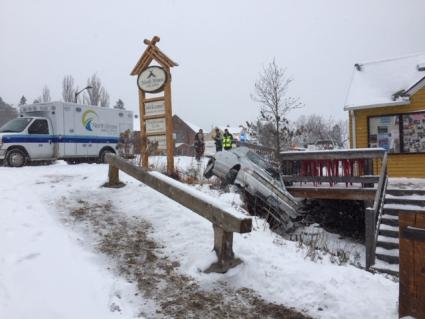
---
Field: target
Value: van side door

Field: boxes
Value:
[27,119,54,159]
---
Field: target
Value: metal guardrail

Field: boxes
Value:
[103,154,252,273]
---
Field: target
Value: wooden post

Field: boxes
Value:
[103,164,125,188]
[138,89,148,167]
[130,36,178,176]
[365,207,376,270]
[205,225,242,273]
[164,68,174,176]
[399,211,425,318]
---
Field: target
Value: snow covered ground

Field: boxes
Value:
[0,159,399,318]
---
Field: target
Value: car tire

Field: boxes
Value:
[6,149,27,167]
[204,159,215,178]
[223,168,238,186]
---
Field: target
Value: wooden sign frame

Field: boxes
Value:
[131,36,178,175]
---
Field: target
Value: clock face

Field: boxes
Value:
[137,66,168,93]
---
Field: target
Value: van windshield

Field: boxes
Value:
[0,118,32,133]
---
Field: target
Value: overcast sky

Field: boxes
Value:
[1,0,425,129]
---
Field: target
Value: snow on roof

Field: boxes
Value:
[185,120,203,133]
[344,52,425,110]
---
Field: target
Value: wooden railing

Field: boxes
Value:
[104,154,252,273]
[279,148,386,188]
[365,152,388,270]
[279,148,388,269]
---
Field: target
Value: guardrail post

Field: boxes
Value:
[205,225,242,273]
[103,163,125,188]
[365,207,376,270]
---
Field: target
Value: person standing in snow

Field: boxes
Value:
[194,129,205,161]
[214,128,223,152]
[223,128,233,150]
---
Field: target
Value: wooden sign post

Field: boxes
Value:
[131,36,178,176]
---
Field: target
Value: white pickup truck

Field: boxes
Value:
[0,102,133,167]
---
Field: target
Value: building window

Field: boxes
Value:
[368,115,400,153]
[368,111,425,154]
[402,112,425,153]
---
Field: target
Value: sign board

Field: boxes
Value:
[148,135,167,150]
[137,66,167,93]
[145,100,165,116]
[132,36,177,175]
[145,118,166,134]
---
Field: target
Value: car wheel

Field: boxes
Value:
[223,168,239,186]
[6,149,27,167]
[204,159,215,178]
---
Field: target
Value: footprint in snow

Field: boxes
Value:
[16,253,41,263]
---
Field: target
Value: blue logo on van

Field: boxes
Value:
[82,110,98,131]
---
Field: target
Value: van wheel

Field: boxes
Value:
[6,149,27,167]
[99,149,113,163]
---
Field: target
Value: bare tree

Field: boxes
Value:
[19,96,27,105]
[294,115,348,148]
[62,75,76,102]
[84,73,109,107]
[251,59,303,158]
[100,88,110,107]
[42,86,51,102]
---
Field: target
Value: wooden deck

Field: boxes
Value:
[280,148,386,201]
[286,185,376,201]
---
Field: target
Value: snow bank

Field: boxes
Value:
[0,161,399,319]
[0,162,141,318]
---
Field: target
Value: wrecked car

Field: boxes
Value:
[204,147,299,229]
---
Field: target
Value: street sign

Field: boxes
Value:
[137,66,167,93]
[145,100,165,117]
[131,36,178,175]
[146,118,166,134]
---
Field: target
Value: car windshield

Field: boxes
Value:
[245,150,279,177]
[0,118,32,133]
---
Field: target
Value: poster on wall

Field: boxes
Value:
[368,115,400,152]
[402,112,425,152]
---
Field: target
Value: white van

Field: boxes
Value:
[0,102,133,167]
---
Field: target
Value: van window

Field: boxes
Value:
[0,118,32,133]
[28,119,49,134]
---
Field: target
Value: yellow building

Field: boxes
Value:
[345,53,425,178]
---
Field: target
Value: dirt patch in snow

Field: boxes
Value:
[60,198,310,319]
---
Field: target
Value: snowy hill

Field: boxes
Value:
[0,160,398,318]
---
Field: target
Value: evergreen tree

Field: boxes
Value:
[113,99,125,109]
[0,97,18,126]
[19,96,27,105]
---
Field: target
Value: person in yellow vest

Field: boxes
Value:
[223,128,233,150]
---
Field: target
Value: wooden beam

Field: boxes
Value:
[106,154,252,234]
[286,187,376,200]
[143,96,165,103]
